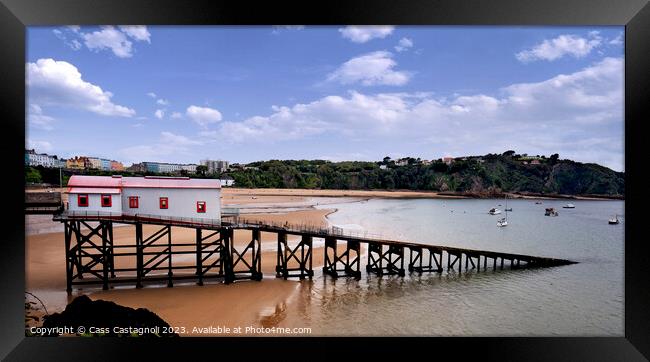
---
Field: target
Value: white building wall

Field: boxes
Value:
[121,187,221,221]
[67,192,123,215]
[87,158,102,169]
[219,179,235,186]
[181,164,197,173]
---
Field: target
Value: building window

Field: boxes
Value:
[197,201,206,213]
[77,194,89,207]
[101,194,112,207]
[159,197,168,209]
[128,196,139,208]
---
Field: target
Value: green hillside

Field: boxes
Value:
[227,152,624,196]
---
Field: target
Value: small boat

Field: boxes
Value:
[504,194,512,212]
[488,208,502,215]
[535,201,543,204]
[608,215,620,224]
[498,197,510,226]
[545,207,559,216]
[563,203,575,209]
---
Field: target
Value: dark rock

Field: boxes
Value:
[42,295,178,337]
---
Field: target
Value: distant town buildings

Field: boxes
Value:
[200,159,229,174]
[66,156,87,170]
[141,162,198,174]
[110,160,124,171]
[395,158,409,166]
[25,149,65,168]
[25,148,238,184]
[127,163,146,173]
[442,156,454,165]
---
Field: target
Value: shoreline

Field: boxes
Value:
[222,188,624,201]
[27,186,624,201]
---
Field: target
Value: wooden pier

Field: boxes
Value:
[51,213,577,293]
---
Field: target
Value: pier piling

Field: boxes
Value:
[55,214,577,292]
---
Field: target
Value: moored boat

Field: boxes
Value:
[504,194,512,212]
[545,207,559,216]
[488,208,502,215]
[563,203,575,209]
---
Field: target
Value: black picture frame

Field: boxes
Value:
[1,0,648,359]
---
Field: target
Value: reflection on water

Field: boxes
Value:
[259,302,287,328]
[272,198,624,336]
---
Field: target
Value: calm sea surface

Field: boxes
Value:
[279,198,624,336]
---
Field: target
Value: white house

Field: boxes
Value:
[66,175,222,222]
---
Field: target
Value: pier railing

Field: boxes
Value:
[55,211,223,229]
[223,215,391,241]
[55,211,393,241]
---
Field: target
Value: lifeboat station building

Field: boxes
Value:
[66,175,221,222]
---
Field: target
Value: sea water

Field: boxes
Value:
[279,198,624,336]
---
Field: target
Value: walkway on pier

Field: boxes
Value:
[51,212,577,292]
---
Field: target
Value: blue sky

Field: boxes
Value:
[26,26,624,171]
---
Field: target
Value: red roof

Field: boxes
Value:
[66,175,220,190]
[68,175,122,188]
[68,187,122,194]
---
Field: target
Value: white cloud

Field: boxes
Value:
[516,33,602,62]
[26,58,135,117]
[119,26,151,43]
[156,98,169,106]
[326,51,412,86]
[170,112,183,119]
[119,131,201,163]
[52,29,82,50]
[186,105,222,127]
[27,104,55,131]
[82,26,134,58]
[147,92,157,98]
[154,109,165,119]
[53,26,151,58]
[213,57,623,170]
[27,140,53,152]
[339,26,394,43]
[160,131,202,146]
[504,57,622,115]
[609,32,623,45]
[394,37,413,52]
